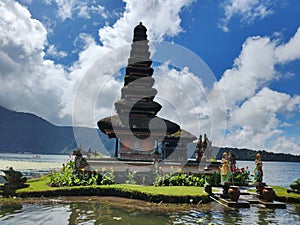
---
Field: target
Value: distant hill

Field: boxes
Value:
[213,147,300,162]
[0,106,299,162]
[0,106,114,155]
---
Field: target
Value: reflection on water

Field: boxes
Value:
[0,201,299,225]
[173,204,300,225]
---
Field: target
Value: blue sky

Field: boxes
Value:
[0,0,300,155]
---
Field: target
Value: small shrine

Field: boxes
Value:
[98,22,196,161]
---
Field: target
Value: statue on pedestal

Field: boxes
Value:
[254,153,263,183]
[195,133,210,163]
[220,152,230,185]
[195,135,203,162]
[73,149,91,171]
[228,150,237,173]
[1,167,29,192]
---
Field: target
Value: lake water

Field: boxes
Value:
[0,153,68,179]
[0,154,299,224]
[0,200,299,224]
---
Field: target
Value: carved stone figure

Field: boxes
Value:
[195,135,203,162]
[73,149,91,171]
[228,150,237,172]
[1,167,29,192]
[254,153,263,183]
[220,152,230,184]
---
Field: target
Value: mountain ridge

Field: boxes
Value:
[0,106,114,154]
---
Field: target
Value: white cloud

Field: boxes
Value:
[98,0,194,48]
[0,0,194,127]
[0,0,70,124]
[55,0,76,20]
[154,63,210,134]
[46,44,68,58]
[270,136,300,155]
[217,36,276,109]
[54,0,109,21]
[219,0,274,32]
[212,28,300,153]
[91,5,108,20]
[223,88,294,149]
[275,27,300,63]
[0,0,47,55]
[77,5,90,19]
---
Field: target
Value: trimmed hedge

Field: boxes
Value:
[9,175,210,204]
[15,186,210,204]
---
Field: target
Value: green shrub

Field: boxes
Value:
[49,162,100,187]
[101,169,115,185]
[153,171,205,187]
[230,167,251,186]
[126,171,136,184]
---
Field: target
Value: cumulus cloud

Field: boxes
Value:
[219,0,274,32]
[55,0,76,20]
[53,0,109,21]
[270,136,300,155]
[212,28,300,154]
[0,0,194,127]
[0,0,71,123]
[46,44,68,58]
[98,0,194,48]
[218,36,276,108]
[275,27,300,63]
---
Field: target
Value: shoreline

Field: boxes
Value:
[0,196,205,213]
[1,176,299,209]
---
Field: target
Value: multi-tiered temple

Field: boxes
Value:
[98,22,195,161]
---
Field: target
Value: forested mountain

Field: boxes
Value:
[214,147,300,162]
[0,106,114,154]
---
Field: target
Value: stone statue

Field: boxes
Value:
[1,167,29,192]
[73,149,91,171]
[195,135,203,162]
[228,150,237,172]
[220,152,230,184]
[203,133,208,151]
[254,153,263,183]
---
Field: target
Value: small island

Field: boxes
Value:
[1,23,299,214]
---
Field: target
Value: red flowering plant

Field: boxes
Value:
[229,166,251,186]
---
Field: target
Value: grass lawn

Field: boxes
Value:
[1,175,209,204]
[15,175,205,195]
[3,176,299,204]
[248,185,300,203]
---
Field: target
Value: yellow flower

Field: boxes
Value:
[177,168,182,174]
[81,168,85,172]
[102,167,106,172]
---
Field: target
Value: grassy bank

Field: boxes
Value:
[272,186,300,203]
[248,186,300,203]
[2,176,300,204]
[2,175,210,204]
